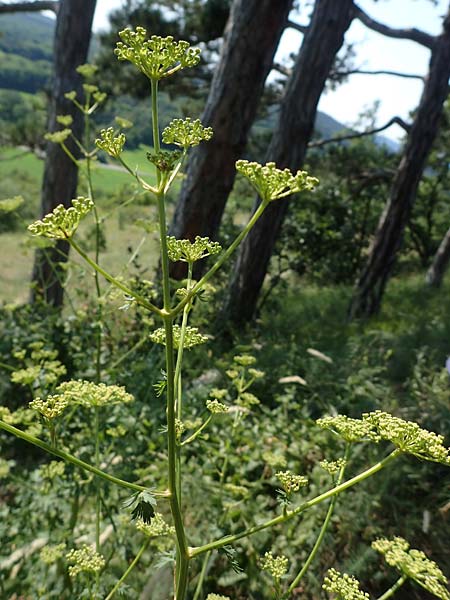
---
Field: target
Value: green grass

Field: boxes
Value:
[0,144,171,304]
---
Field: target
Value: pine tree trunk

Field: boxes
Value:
[349,8,450,318]
[169,0,293,279]
[30,0,97,307]
[426,226,450,287]
[223,0,355,324]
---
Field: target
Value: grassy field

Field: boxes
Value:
[0,144,181,304]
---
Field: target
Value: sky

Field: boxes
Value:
[90,0,448,142]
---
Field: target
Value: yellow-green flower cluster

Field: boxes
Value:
[237,392,260,408]
[28,197,94,239]
[320,458,347,475]
[316,414,377,443]
[66,545,105,578]
[236,160,319,204]
[0,458,13,479]
[372,537,450,600]
[363,410,450,464]
[29,395,69,420]
[233,354,257,366]
[260,551,289,580]
[44,129,71,144]
[150,325,208,349]
[40,460,65,480]
[115,28,200,80]
[40,543,66,565]
[276,470,308,494]
[167,235,221,263]
[162,117,213,148]
[56,380,134,408]
[136,513,175,537]
[95,127,126,158]
[206,399,229,414]
[206,595,230,600]
[76,63,98,79]
[56,115,73,127]
[322,568,370,599]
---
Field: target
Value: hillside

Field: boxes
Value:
[0,11,398,151]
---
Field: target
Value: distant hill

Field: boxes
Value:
[0,11,398,151]
[0,12,54,93]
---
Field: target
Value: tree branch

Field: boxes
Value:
[354,4,435,50]
[0,1,59,13]
[309,116,411,149]
[333,68,424,81]
[287,19,308,34]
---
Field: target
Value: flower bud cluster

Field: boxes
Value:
[322,568,370,599]
[260,551,289,580]
[115,28,200,80]
[166,235,221,263]
[95,127,126,158]
[66,545,105,578]
[162,117,213,148]
[147,149,183,172]
[40,543,66,565]
[56,380,134,408]
[44,129,72,144]
[206,399,229,414]
[150,325,208,349]
[29,395,69,420]
[372,537,450,600]
[320,458,347,475]
[206,595,230,600]
[236,160,319,203]
[28,197,94,239]
[136,513,175,537]
[276,470,308,494]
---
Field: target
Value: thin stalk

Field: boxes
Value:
[174,262,194,501]
[286,446,350,595]
[376,575,408,600]
[190,449,402,557]
[192,551,211,600]
[171,200,268,318]
[0,420,170,497]
[180,415,212,446]
[104,539,150,600]
[68,238,163,316]
[151,75,189,599]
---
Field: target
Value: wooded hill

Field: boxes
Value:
[0,11,398,151]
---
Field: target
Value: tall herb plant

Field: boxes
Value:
[1,28,450,600]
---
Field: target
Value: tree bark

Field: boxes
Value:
[223,0,355,324]
[0,1,58,13]
[168,0,293,279]
[30,0,97,307]
[349,8,450,319]
[426,226,450,287]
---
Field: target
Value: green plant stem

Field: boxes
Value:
[286,446,350,595]
[174,262,193,501]
[67,238,163,316]
[104,539,150,600]
[151,75,189,600]
[0,420,169,497]
[190,449,402,557]
[192,550,211,600]
[180,415,213,446]
[376,575,408,600]
[171,200,268,318]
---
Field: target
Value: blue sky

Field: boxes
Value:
[92,0,448,141]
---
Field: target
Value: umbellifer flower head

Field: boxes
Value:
[28,197,94,239]
[372,537,450,600]
[260,551,289,581]
[150,325,208,349]
[95,127,126,158]
[166,236,221,263]
[66,544,105,578]
[236,160,318,204]
[162,117,213,148]
[322,568,370,599]
[115,28,200,80]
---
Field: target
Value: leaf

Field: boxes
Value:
[122,490,157,523]
[0,196,24,213]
